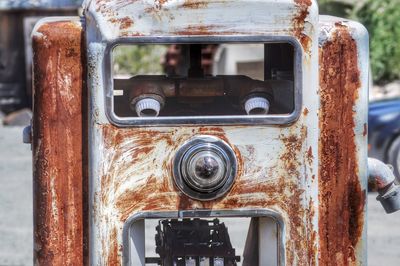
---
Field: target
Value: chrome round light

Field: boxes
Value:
[173,136,237,201]
[183,147,228,192]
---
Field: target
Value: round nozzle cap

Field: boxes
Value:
[244,96,270,115]
[377,183,400,214]
[135,98,161,117]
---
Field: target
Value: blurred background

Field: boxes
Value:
[0,0,399,265]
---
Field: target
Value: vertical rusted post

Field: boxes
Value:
[319,23,367,265]
[32,19,84,265]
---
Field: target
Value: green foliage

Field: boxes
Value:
[319,0,353,18]
[319,0,400,83]
[354,0,400,83]
[113,45,167,76]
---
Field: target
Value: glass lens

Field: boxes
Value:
[185,150,227,191]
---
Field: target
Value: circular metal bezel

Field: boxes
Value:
[173,136,237,201]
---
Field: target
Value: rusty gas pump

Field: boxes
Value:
[26,0,400,265]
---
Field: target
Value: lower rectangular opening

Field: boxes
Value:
[126,215,282,266]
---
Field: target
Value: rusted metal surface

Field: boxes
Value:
[92,124,317,265]
[318,22,368,265]
[32,18,85,265]
[292,0,312,50]
[86,1,318,264]
[84,0,318,40]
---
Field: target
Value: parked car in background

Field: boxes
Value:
[369,98,400,177]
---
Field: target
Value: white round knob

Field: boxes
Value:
[135,98,161,117]
[244,97,270,115]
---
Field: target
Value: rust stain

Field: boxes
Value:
[120,31,145,37]
[279,126,307,177]
[99,129,173,211]
[107,227,119,265]
[306,199,317,265]
[109,16,134,30]
[156,0,169,5]
[303,107,309,116]
[182,0,209,9]
[175,25,239,36]
[363,123,367,137]
[143,0,172,14]
[306,146,313,165]
[292,0,312,51]
[32,20,84,265]
[96,0,120,17]
[198,127,225,134]
[319,24,366,265]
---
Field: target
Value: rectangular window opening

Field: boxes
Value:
[127,217,281,266]
[112,43,296,120]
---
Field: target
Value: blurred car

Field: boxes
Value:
[368,98,400,177]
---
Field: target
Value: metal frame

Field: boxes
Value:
[103,35,303,127]
[122,209,286,266]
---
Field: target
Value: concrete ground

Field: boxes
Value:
[0,126,33,266]
[0,126,399,265]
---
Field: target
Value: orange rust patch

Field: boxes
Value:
[293,0,312,51]
[157,0,169,5]
[32,20,84,265]
[175,25,239,36]
[294,0,312,7]
[198,127,225,134]
[108,16,134,30]
[150,0,171,10]
[303,107,309,116]
[115,174,163,220]
[306,199,317,264]
[279,126,307,177]
[101,126,183,220]
[319,24,366,265]
[107,227,119,265]
[306,146,313,165]
[182,0,209,9]
[118,16,134,30]
[120,31,145,37]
